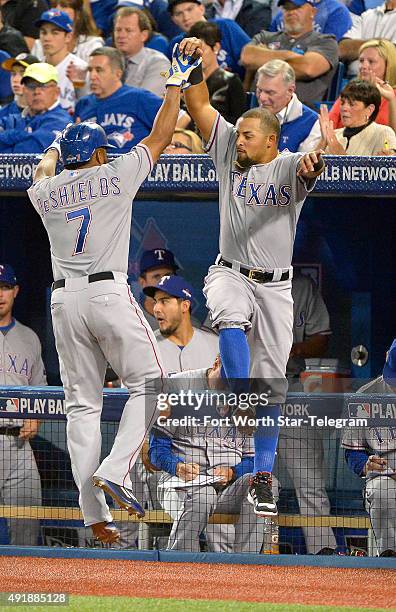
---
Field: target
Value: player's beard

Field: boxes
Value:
[159,321,179,337]
[235,154,254,169]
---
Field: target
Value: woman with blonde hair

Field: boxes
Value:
[164,129,204,154]
[329,39,396,132]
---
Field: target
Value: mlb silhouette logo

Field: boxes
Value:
[0,397,20,413]
[348,402,370,418]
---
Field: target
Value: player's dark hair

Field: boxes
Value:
[188,21,222,47]
[90,46,126,81]
[340,79,381,122]
[242,108,281,144]
[115,6,152,33]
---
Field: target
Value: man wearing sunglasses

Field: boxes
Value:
[0,62,71,153]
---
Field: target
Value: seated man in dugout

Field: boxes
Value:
[149,355,268,553]
[341,338,396,557]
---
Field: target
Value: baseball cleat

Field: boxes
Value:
[92,476,145,517]
[91,521,120,544]
[247,471,278,516]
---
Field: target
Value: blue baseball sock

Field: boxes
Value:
[253,404,281,474]
[219,328,250,394]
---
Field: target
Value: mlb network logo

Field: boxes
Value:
[0,397,20,413]
[348,402,371,418]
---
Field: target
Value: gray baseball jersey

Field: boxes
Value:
[0,320,47,426]
[27,143,166,528]
[205,113,316,270]
[154,368,254,472]
[0,319,45,545]
[27,144,152,281]
[341,376,396,472]
[154,328,219,376]
[287,273,331,377]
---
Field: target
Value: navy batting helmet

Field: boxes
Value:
[60,122,115,166]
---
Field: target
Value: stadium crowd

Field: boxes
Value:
[0,0,396,557]
[0,0,396,154]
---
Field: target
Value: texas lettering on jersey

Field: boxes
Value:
[0,352,31,379]
[231,171,292,207]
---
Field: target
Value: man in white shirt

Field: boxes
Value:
[35,8,88,113]
[339,0,396,75]
[114,6,170,97]
[256,59,321,152]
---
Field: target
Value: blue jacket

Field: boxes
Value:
[0,100,21,121]
[149,431,254,478]
[0,104,71,153]
[168,18,250,78]
[279,104,318,152]
[270,0,352,42]
[74,84,162,153]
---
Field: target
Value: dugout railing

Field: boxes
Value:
[0,386,394,556]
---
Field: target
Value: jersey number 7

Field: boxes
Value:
[66,206,92,255]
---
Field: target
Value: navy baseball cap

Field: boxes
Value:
[278,0,315,6]
[0,264,17,286]
[383,339,396,385]
[35,9,73,33]
[143,275,194,301]
[139,249,178,274]
[168,0,203,13]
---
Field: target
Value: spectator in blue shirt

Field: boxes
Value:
[91,0,181,39]
[0,62,71,153]
[74,46,164,153]
[270,0,352,42]
[348,0,383,15]
[166,0,250,78]
[0,53,39,121]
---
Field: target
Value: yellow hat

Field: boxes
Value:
[21,62,59,85]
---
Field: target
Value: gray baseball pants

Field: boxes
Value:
[157,473,264,552]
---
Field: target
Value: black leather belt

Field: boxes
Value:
[0,426,21,437]
[52,271,115,291]
[218,258,290,283]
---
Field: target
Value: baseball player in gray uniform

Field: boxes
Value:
[149,359,265,552]
[278,272,337,554]
[27,43,203,545]
[180,36,325,516]
[138,249,179,331]
[117,275,219,548]
[0,264,46,546]
[342,340,396,556]
[145,274,219,374]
